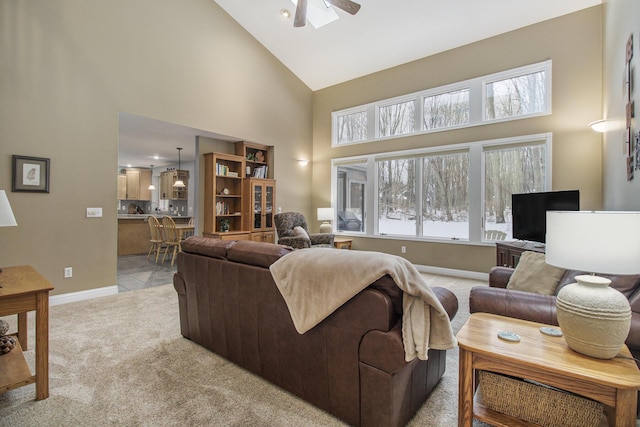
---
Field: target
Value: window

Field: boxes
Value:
[377,158,416,235]
[335,109,367,144]
[333,133,551,243]
[423,89,470,130]
[336,162,366,232]
[483,142,547,240]
[485,70,548,121]
[332,61,551,146]
[422,151,469,239]
[378,100,415,137]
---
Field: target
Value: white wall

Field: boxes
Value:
[602,0,640,209]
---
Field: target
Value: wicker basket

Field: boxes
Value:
[478,370,603,427]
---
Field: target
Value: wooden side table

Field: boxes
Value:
[457,313,640,427]
[333,237,353,250]
[0,265,54,400]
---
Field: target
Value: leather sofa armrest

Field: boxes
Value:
[359,286,458,374]
[627,312,640,354]
[469,286,558,326]
[173,272,190,339]
[489,266,514,289]
[360,322,405,373]
[432,286,459,320]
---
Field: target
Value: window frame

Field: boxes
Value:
[331,133,553,245]
[331,60,552,147]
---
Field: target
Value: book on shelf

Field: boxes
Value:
[252,165,268,178]
[216,163,239,176]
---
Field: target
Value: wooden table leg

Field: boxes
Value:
[35,292,49,400]
[611,388,637,427]
[458,347,474,427]
[17,312,28,350]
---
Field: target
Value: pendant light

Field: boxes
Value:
[173,148,186,188]
[148,165,156,190]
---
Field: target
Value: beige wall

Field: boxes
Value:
[312,7,603,273]
[602,0,640,209]
[0,0,313,295]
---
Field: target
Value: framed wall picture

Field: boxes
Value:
[12,155,50,193]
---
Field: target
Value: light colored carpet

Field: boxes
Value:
[0,275,492,425]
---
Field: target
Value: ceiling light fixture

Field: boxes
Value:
[280,9,291,19]
[173,148,186,188]
[148,165,156,190]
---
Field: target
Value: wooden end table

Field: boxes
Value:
[0,265,54,400]
[333,237,353,250]
[457,313,640,427]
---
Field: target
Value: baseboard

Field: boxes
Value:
[415,264,488,282]
[50,285,119,306]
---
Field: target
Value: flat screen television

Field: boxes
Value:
[511,190,580,244]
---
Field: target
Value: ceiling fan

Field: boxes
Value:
[294,0,361,28]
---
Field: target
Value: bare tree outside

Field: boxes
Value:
[422,152,469,238]
[423,89,470,130]
[486,71,547,120]
[336,110,367,144]
[378,158,416,235]
[484,143,546,235]
[379,101,415,137]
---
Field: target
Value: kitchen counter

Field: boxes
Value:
[118,214,191,220]
[118,215,192,256]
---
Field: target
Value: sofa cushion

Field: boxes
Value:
[181,236,236,259]
[506,251,565,295]
[226,239,294,268]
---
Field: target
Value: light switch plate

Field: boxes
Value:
[86,207,102,218]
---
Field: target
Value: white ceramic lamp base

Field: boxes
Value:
[319,222,332,234]
[556,274,631,359]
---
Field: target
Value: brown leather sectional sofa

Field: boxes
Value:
[173,237,459,426]
[470,265,640,415]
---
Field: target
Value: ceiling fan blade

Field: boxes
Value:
[325,0,361,15]
[294,0,307,27]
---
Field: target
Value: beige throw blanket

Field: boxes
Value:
[269,248,457,361]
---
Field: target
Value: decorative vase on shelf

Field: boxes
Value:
[555,274,631,359]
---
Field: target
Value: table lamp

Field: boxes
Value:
[0,190,18,274]
[546,211,640,359]
[317,207,334,233]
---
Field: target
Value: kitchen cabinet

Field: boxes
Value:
[204,153,245,235]
[243,178,276,243]
[117,174,127,199]
[118,169,151,201]
[160,170,189,200]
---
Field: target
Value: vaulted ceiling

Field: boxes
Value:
[214,0,601,91]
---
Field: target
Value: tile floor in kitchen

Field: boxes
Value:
[117,253,177,293]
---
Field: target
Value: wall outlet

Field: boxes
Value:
[401,246,406,254]
[64,267,73,278]
[87,207,102,218]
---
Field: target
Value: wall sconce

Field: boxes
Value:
[589,119,608,133]
[298,159,309,166]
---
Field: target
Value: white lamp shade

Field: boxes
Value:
[546,211,640,274]
[317,207,334,222]
[0,191,17,227]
